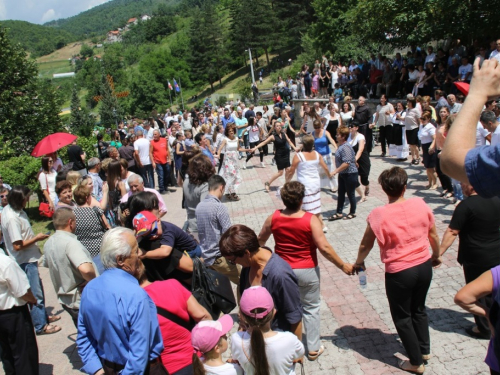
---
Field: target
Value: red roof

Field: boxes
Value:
[109,30,120,35]
[127,18,137,23]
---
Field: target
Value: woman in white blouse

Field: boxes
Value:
[418,111,438,189]
[391,102,409,161]
[371,94,395,157]
[38,156,57,211]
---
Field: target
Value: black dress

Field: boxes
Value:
[350,134,371,183]
[273,131,291,171]
[326,119,339,138]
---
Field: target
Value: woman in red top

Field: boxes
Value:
[258,181,354,361]
[137,262,211,375]
[353,167,441,374]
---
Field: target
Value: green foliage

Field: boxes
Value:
[0,20,76,57]
[128,72,167,115]
[80,43,94,58]
[215,96,227,107]
[0,155,43,192]
[99,74,122,128]
[59,136,98,164]
[0,29,64,158]
[70,86,95,136]
[235,79,252,103]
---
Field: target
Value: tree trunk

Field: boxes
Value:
[265,47,270,66]
[210,81,214,92]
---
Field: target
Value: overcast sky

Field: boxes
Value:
[0,0,112,24]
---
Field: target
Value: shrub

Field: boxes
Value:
[215,96,227,107]
[59,136,98,164]
[0,155,42,192]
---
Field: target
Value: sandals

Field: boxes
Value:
[307,345,325,361]
[229,193,240,201]
[360,197,368,203]
[444,192,454,199]
[398,360,424,374]
[47,315,61,323]
[328,213,343,221]
[439,190,448,197]
[365,186,370,196]
[343,214,356,220]
[37,324,62,335]
[264,182,270,192]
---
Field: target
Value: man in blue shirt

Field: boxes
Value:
[220,107,235,129]
[77,227,166,375]
[441,57,500,199]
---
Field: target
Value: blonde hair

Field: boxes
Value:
[66,171,81,188]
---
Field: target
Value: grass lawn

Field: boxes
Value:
[26,198,55,251]
[38,60,74,79]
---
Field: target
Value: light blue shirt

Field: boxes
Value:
[77,268,163,375]
[235,117,248,137]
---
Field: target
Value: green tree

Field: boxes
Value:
[98,74,122,128]
[80,43,94,58]
[0,28,63,158]
[128,72,167,116]
[69,86,94,136]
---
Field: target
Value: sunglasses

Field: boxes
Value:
[0,195,6,198]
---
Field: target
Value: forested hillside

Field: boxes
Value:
[0,20,76,57]
[44,0,180,39]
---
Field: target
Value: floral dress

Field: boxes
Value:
[220,137,242,194]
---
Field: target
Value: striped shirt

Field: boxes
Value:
[195,194,231,266]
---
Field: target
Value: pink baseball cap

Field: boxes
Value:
[191,314,233,353]
[240,286,274,319]
[133,211,159,238]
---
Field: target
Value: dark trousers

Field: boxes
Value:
[385,259,432,366]
[0,305,39,375]
[155,163,172,193]
[246,142,264,163]
[491,368,500,375]
[218,154,225,173]
[464,263,494,335]
[172,363,193,375]
[379,125,393,154]
[435,151,453,192]
[62,304,79,328]
[101,357,168,375]
[139,164,155,189]
[337,172,358,215]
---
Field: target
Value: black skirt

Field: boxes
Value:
[406,128,419,146]
[393,124,404,146]
[422,143,437,168]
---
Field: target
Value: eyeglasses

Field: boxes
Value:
[0,195,6,198]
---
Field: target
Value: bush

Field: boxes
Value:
[215,96,227,107]
[235,79,252,103]
[59,136,98,164]
[0,155,42,192]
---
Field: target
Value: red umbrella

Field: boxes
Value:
[31,133,77,157]
[454,82,470,96]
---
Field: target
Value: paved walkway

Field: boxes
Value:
[2,144,490,375]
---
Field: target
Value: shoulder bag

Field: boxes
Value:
[191,257,236,320]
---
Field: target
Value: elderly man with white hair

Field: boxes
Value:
[77,227,167,375]
[120,174,168,217]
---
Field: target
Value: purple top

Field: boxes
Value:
[486,265,500,371]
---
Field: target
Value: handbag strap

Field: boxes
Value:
[45,172,50,195]
[156,305,193,331]
[92,207,107,231]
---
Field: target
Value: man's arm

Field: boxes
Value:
[440,227,459,256]
[149,144,156,169]
[78,263,97,282]
[77,298,104,375]
[12,233,48,252]
[441,58,500,182]
[133,150,142,168]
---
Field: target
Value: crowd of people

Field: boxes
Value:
[2,44,500,375]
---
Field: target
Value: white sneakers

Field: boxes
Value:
[242,162,247,170]
[261,162,265,167]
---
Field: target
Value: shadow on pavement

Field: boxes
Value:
[39,363,54,375]
[63,343,83,371]
[427,307,476,337]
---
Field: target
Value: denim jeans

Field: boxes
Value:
[155,163,171,193]
[139,164,155,189]
[20,262,48,333]
[451,178,464,201]
[337,172,358,215]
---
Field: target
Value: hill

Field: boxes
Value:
[0,20,76,57]
[44,0,180,39]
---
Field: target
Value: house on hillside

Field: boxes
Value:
[141,15,151,21]
[127,17,138,25]
[106,30,122,43]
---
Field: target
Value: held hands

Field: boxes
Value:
[341,263,355,275]
[428,147,435,155]
[369,123,375,129]
[431,255,442,268]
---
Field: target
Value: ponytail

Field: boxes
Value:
[192,353,205,375]
[242,309,274,375]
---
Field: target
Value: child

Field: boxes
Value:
[191,315,243,375]
[185,129,195,151]
[174,132,185,181]
[231,286,305,375]
[333,83,343,103]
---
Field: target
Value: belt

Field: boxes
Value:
[102,357,160,372]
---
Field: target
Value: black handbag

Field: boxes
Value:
[191,258,237,320]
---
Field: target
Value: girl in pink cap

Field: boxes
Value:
[231,286,305,375]
[191,315,243,375]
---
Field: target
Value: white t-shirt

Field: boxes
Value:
[491,126,500,147]
[458,64,472,80]
[476,122,490,147]
[39,170,57,203]
[134,137,151,165]
[204,363,243,375]
[231,331,305,375]
[0,253,30,310]
[247,125,261,143]
[347,133,365,147]
[418,123,436,144]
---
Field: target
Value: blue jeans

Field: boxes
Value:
[20,262,48,333]
[155,163,171,193]
[139,164,155,189]
[451,178,464,201]
[337,172,358,215]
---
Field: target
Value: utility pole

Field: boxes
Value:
[246,48,256,85]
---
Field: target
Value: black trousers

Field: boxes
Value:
[337,172,358,215]
[62,304,79,328]
[0,305,39,375]
[464,263,494,335]
[246,142,264,163]
[379,125,393,154]
[217,154,225,174]
[386,259,432,366]
[435,151,453,192]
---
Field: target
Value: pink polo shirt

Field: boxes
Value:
[367,197,434,273]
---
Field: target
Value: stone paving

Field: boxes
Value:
[1,143,491,375]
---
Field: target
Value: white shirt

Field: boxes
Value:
[418,123,436,144]
[458,64,472,80]
[491,126,500,147]
[476,122,490,147]
[204,363,243,375]
[348,133,366,147]
[144,127,154,141]
[0,253,30,310]
[490,50,500,63]
[231,331,304,375]
[134,137,151,165]
[246,125,261,143]
[38,170,57,203]
[1,205,41,264]
[425,53,436,64]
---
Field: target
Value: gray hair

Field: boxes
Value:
[128,174,143,185]
[100,227,135,269]
[87,157,101,169]
[480,110,497,125]
[136,130,144,136]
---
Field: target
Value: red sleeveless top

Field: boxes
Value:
[271,210,318,269]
